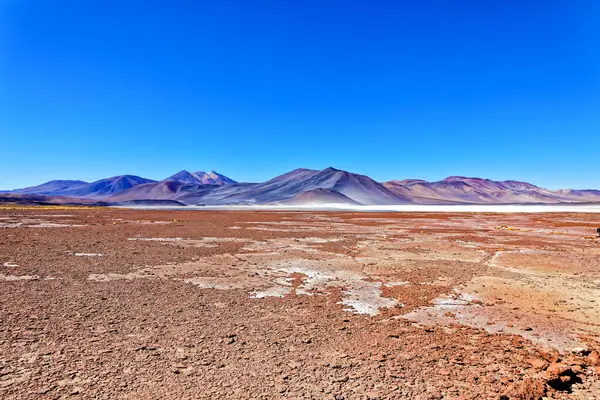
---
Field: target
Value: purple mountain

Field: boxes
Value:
[384,176,600,204]
[12,180,88,195]
[14,176,155,198]
[165,170,236,185]
[194,167,411,205]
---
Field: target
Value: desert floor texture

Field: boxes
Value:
[1,207,599,399]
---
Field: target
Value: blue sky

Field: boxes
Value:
[1,1,599,189]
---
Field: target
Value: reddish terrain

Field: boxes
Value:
[1,207,599,399]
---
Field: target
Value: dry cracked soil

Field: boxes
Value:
[1,207,600,399]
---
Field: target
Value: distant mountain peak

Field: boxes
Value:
[11,180,89,195]
[443,176,488,182]
[112,175,143,182]
[164,170,236,185]
[205,170,224,178]
[288,168,318,174]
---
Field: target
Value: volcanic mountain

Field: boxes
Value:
[12,180,88,195]
[13,176,155,198]
[196,167,409,205]
[164,170,237,185]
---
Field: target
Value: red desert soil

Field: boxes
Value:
[1,207,599,399]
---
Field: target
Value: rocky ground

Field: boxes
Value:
[0,206,599,399]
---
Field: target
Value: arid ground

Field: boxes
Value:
[1,207,599,399]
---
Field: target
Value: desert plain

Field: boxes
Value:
[1,207,599,399]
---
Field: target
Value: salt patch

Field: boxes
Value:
[0,223,23,228]
[87,271,154,281]
[183,277,245,290]
[3,262,18,268]
[250,286,292,298]
[272,264,401,315]
[128,237,183,242]
[0,274,40,281]
[297,237,343,243]
[384,281,410,287]
[32,214,75,217]
[339,283,401,316]
[27,222,86,228]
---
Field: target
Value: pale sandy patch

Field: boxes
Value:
[0,274,40,281]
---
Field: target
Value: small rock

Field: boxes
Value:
[570,364,584,374]
[544,362,571,379]
[526,357,548,370]
[587,351,600,366]
[275,384,287,393]
[38,386,55,395]
[365,391,380,399]
[332,376,349,383]
[136,345,158,351]
[537,348,560,363]
[571,347,589,356]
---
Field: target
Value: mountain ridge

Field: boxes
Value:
[383,176,600,205]
[8,168,600,206]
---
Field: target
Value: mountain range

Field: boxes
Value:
[7,168,600,206]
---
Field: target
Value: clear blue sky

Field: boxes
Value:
[1,1,599,189]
